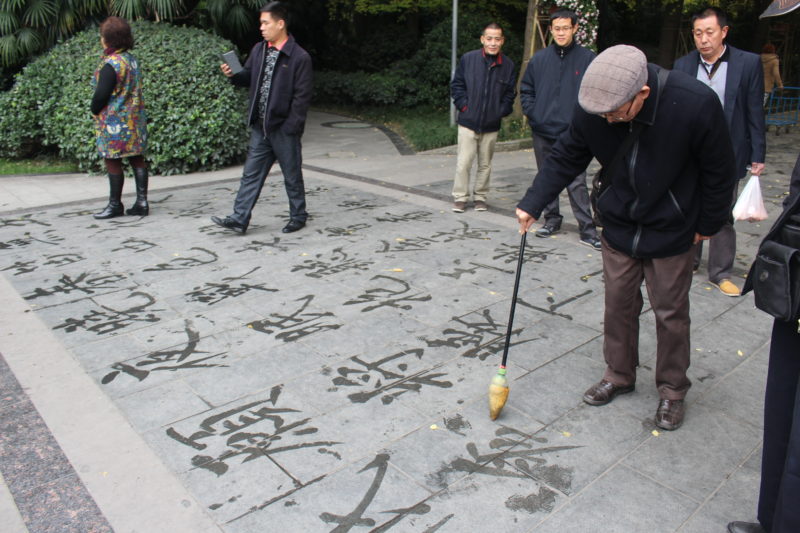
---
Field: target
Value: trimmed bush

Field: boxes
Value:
[0,22,249,175]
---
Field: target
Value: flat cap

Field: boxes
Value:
[578,45,648,114]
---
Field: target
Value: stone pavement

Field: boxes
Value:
[0,110,797,533]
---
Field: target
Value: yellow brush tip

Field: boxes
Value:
[488,383,509,420]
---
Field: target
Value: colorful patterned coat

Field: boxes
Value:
[92,51,147,158]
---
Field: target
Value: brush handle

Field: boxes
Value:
[500,231,527,368]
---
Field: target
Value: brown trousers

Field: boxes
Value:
[600,236,694,400]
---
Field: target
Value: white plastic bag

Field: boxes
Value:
[732,174,768,222]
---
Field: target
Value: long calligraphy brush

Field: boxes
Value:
[489,231,527,420]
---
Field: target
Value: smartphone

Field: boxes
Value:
[219,51,243,75]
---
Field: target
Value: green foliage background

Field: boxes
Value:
[314,16,523,109]
[0,21,249,175]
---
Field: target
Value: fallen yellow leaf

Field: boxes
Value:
[561,431,572,437]
[737,350,744,357]
[430,424,439,430]
[652,430,660,436]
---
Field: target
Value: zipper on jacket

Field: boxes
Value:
[478,61,496,133]
[626,122,643,257]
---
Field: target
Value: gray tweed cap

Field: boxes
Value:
[578,45,648,114]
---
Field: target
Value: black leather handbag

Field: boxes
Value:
[748,213,800,325]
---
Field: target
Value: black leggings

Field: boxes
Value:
[104,155,146,175]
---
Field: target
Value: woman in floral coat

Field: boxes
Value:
[91,16,148,219]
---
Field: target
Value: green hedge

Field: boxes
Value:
[0,22,249,175]
[315,16,522,109]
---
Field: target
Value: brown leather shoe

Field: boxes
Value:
[655,399,685,430]
[583,380,634,406]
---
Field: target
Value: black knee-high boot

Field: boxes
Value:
[93,173,125,219]
[126,167,149,216]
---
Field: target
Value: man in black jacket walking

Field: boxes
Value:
[520,8,600,249]
[450,22,516,213]
[212,1,312,235]
[516,45,736,431]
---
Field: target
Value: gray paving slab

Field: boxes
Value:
[0,113,796,532]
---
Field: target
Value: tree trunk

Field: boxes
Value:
[513,0,540,120]
[656,0,683,68]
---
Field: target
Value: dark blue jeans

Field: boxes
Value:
[231,125,307,229]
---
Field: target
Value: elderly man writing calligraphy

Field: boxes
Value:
[516,45,736,430]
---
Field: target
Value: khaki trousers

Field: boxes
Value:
[601,236,694,400]
[452,125,498,203]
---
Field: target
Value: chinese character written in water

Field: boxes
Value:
[248,294,341,342]
[185,267,277,306]
[101,319,227,384]
[422,308,535,361]
[1,260,37,275]
[376,221,498,253]
[331,348,452,405]
[166,386,340,476]
[374,210,433,223]
[290,247,373,279]
[344,275,431,312]
[319,453,435,531]
[143,247,218,271]
[53,291,161,335]
[0,213,51,228]
[111,238,158,254]
[25,271,128,300]
[429,426,581,506]
[439,258,514,280]
[235,236,296,254]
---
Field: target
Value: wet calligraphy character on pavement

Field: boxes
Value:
[185,266,277,306]
[111,237,158,253]
[291,247,373,278]
[101,319,227,384]
[166,386,339,477]
[332,348,452,405]
[53,291,161,335]
[319,453,433,531]
[423,309,535,361]
[248,294,341,342]
[429,426,581,500]
[25,271,128,300]
[344,275,431,312]
[143,247,218,271]
[0,214,51,228]
[374,210,433,223]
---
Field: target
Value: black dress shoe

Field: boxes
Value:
[727,521,765,533]
[282,220,305,233]
[583,380,635,406]
[211,215,246,234]
[655,399,685,430]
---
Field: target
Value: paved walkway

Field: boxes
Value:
[0,110,797,533]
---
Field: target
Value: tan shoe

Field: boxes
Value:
[712,279,741,297]
[452,201,466,213]
[474,200,488,211]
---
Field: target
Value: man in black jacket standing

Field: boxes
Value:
[450,22,516,213]
[212,1,313,235]
[516,45,736,431]
[520,8,600,249]
[674,6,766,297]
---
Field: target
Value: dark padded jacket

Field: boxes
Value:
[230,35,313,136]
[520,42,595,140]
[451,49,516,133]
[518,65,736,259]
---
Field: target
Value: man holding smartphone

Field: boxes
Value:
[212,1,312,234]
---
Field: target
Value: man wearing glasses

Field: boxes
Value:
[516,45,735,431]
[520,8,600,250]
[674,6,765,297]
